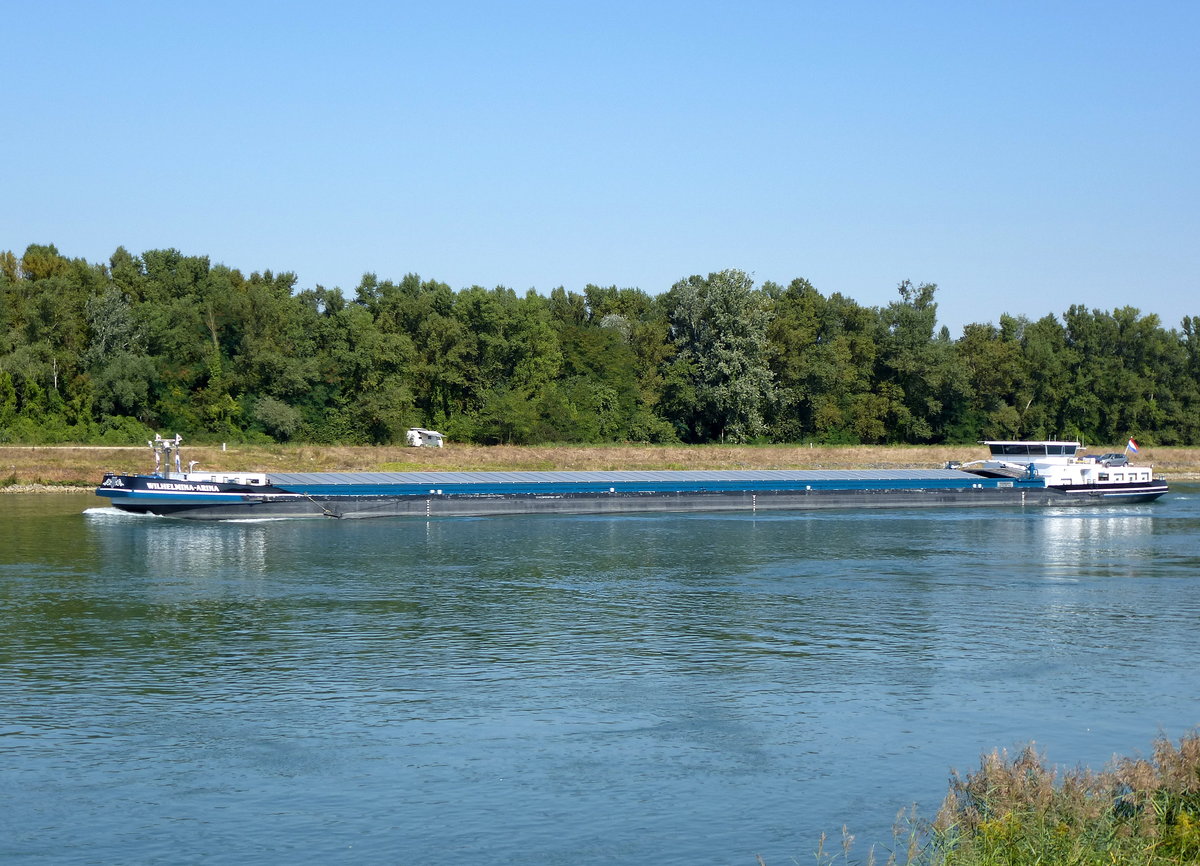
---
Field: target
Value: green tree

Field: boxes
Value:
[1059,305,1183,443]
[0,369,16,431]
[954,316,1030,440]
[662,269,774,442]
[1016,314,1071,439]
[230,269,318,400]
[543,322,640,441]
[251,395,304,441]
[94,352,158,419]
[764,279,883,443]
[586,285,675,439]
[875,281,966,442]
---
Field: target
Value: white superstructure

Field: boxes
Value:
[965,440,1157,488]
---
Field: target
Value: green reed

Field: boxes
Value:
[763,732,1200,866]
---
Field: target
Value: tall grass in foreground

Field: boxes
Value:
[768,732,1200,865]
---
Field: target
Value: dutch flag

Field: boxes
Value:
[1126,438,1139,453]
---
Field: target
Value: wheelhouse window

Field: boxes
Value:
[992,444,1043,456]
[988,442,1078,457]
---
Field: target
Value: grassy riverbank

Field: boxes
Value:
[2,442,1199,491]
[793,732,1200,866]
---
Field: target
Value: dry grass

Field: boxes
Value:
[764,732,1200,866]
[926,732,1200,865]
[2,442,1198,490]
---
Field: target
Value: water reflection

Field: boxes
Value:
[1037,512,1155,576]
[86,508,269,578]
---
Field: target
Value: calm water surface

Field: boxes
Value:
[3,489,1199,864]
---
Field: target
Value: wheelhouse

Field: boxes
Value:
[983,441,1081,463]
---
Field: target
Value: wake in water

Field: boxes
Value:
[83,506,293,524]
[83,506,157,519]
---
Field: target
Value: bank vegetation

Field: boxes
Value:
[4,244,1200,450]
[788,731,1200,866]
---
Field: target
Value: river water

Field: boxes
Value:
[3,489,1199,865]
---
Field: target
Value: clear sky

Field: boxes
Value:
[4,1,1196,334]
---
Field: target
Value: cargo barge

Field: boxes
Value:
[93,438,1168,520]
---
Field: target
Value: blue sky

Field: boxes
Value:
[4,1,1196,334]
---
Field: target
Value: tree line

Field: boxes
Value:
[2,243,1198,446]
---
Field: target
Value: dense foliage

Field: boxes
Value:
[2,244,1198,446]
